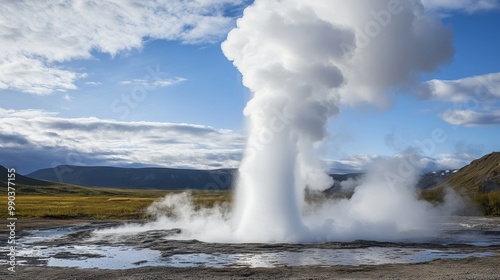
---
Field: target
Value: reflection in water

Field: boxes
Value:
[166,249,493,268]
[13,245,164,269]
[0,216,497,270]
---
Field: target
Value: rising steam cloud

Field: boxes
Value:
[96,0,458,243]
[220,0,454,242]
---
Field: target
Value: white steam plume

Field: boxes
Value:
[96,1,457,243]
[221,0,453,242]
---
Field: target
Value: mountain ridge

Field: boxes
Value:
[27,165,367,190]
[25,165,453,191]
[440,152,500,195]
[0,165,52,187]
[27,165,236,190]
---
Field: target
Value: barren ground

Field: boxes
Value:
[1,219,498,280]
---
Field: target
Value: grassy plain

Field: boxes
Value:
[1,184,231,220]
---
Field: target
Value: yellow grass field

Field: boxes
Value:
[1,184,232,220]
[13,196,157,219]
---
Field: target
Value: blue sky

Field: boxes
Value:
[0,0,499,174]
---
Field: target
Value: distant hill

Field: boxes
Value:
[440,152,500,195]
[0,165,52,187]
[26,163,457,192]
[27,165,367,191]
[27,165,236,190]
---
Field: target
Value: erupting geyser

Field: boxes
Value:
[104,0,458,243]
[221,0,454,242]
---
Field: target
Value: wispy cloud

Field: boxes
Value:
[327,155,383,174]
[63,94,73,101]
[0,57,84,95]
[120,77,187,88]
[0,108,58,118]
[441,109,500,126]
[418,72,500,126]
[0,0,244,95]
[418,72,500,103]
[0,107,480,174]
[0,108,244,173]
[85,81,102,87]
[422,0,500,13]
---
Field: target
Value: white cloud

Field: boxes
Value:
[422,0,500,13]
[0,0,244,94]
[0,108,244,173]
[0,108,58,118]
[63,94,73,101]
[433,153,477,169]
[85,81,102,87]
[441,109,500,126]
[328,155,383,173]
[418,72,500,126]
[0,57,84,95]
[418,72,500,103]
[120,77,187,88]
[0,108,482,174]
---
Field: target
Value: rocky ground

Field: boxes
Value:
[0,219,498,279]
[1,256,499,280]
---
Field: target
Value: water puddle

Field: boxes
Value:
[45,246,164,269]
[2,244,165,269]
[21,228,74,244]
[4,238,494,269]
[3,242,494,269]
[166,249,493,268]
[1,217,497,270]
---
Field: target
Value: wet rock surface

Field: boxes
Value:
[0,217,499,279]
